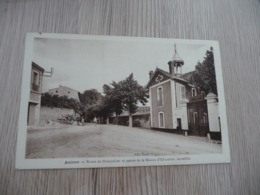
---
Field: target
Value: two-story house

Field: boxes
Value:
[27,62,45,125]
[146,45,221,140]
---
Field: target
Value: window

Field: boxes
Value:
[31,71,40,91]
[180,85,186,100]
[56,90,58,93]
[201,91,205,98]
[155,74,164,83]
[33,71,39,85]
[157,86,163,106]
[192,88,196,97]
[68,91,70,93]
[158,112,165,128]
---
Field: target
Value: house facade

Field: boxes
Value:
[49,85,79,101]
[146,45,221,140]
[28,62,45,125]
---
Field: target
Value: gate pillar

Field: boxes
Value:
[205,93,220,139]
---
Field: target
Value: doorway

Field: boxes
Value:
[177,118,182,130]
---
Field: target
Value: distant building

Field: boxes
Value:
[146,45,221,140]
[114,106,150,117]
[48,85,79,101]
[109,107,150,128]
[28,62,45,125]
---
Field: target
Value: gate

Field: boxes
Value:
[187,100,209,137]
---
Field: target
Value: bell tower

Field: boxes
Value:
[168,44,184,76]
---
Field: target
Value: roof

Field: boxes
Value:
[172,52,184,64]
[180,71,196,84]
[145,67,189,88]
[112,106,150,117]
[171,44,184,64]
[49,85,79,93]
[32,62,45,72]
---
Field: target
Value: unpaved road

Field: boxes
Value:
[26,124,221,158]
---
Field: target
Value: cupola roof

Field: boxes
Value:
[172,44,184,64]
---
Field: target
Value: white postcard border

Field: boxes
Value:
[16,33,230,169]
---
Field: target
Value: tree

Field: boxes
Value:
[78,89,102,106]
[67,98,82,115]
[103,84,123,124]
[41,93,62,108]
[105,73,149,127]
[90,97,113,124]
[78,89,102,122]
[41,92,82,116]
[41,92,52,107]
[194,47,218,95]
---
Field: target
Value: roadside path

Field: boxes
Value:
[26,124,222,158]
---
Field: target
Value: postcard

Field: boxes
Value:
[16,33,230,169]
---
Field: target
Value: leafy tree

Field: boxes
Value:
[41,92,81,115]
[88,97,112,124]
[41,93,60,108]
[103,84,123,124]
[58,95,69,108]
[78,89,102,106]
[67,98,83,115]
[194,47,218,95]
[41,92,52,107]
[78,89,102,122]
[104,73,149,127]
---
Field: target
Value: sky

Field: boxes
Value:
[32,36,212,94]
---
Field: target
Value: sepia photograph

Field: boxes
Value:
[16,34,230,169]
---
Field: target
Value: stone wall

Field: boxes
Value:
[39,106,75,124]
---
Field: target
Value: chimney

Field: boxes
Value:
[149,70,154,79]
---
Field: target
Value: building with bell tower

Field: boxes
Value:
[146,44,221,140]
[146,44,193,133]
